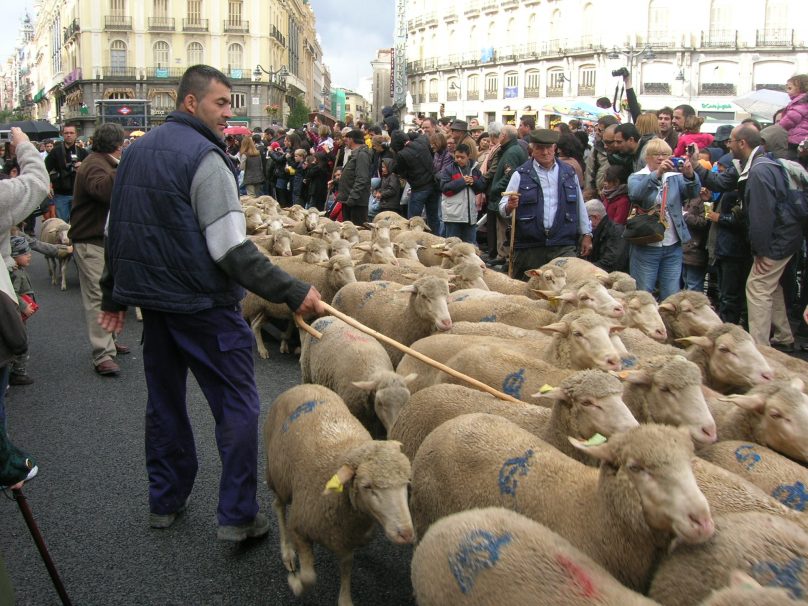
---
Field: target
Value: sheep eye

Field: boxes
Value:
[579,295,590,301]
[627,463,644,474]
[581,400,593,407]
[658,385,670,393]
[718,345,730,353]
[572,331,584,338]
[770,411,783,420]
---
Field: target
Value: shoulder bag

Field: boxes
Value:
[623,181,668,245]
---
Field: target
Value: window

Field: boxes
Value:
[227,43,243,69]
[228,0,242,23]
[582,4,595,41]
[110,40,127,74]
[550,9,561,41]
[648,0,671,34]
[152,92,173,110]
[153,41,169,68]
[187,0,202,23]
[525,70,540,92]
[578,64,596,95]
[709,0,733,32]
[231,92,246,109]
[505,72,518,88]
[187,41,203,65]
[527,14,536,41]
[485,73,498,91]
[153,0,168,18]
[110,0,126,16]
[764,0,789,30]
[467,74,479,98]
[107,91,131,100]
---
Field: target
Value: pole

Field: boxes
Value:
[508,209,517,279]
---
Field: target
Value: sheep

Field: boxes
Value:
[701,571,808,606]
[437,241,486,270]
[353,262,450,285]
[299,316,416,437]
[711,379,808,462]
[681,324,775,393]
[698,441,808,512]
[243,205,268,234]
[619,355,718,445]
[249,228,293,257]
[479,268,535,297]
[349,236,398,265]
[373,210,408,226]
[411,507,659,606]
[40,217,72,290]
[543,256,608,285]
[364,218,393,241]
[405,216,430,232]
[409,418,714,592]
[601,270,638,293]
[537,279,625,319]
[648,512,808,606]
[329,238,352,259]
[340,223,361,244]
[389,372,638,462]
[291,208,322,235]
[331,276,452,367]
[242,255,356,357]
[658,290,722,344]
[448,297,557,331]
[447,320,545,341]
[263,384,413,606]
[316,221,343,246]
[392,230,447,265]
[615,290,668,341]
[392,239,423,262]
[525,264,567,294]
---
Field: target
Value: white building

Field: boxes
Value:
[405,0,808,127]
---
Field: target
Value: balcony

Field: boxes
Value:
[63,19,80,44]
[62,108,95,121]
[104,15,132,30]
[577,85,595,96]
[148,17,175,31]
[464,2,480,17]
[502,0,520,8]
[271,25,286,47]
[423,13,438,27]
[645,30,677,48]
[183,18,209,32]
[225,68,250,80]
[700,30,736,48]
[224,20,249,33]
[699,83,736,96]
[467,89,479,100]
[429,93,438,102]
[756,28,793,47]
[146,67,185,79]
[445,11,458,23]
[643,82,671,95]
[546,86,564,97]
[755,83,786,92]
[484,89,497,100]
[482,0,499,14]
[524,87,541,98]
[447,90,459,101]
[100,66,138,80]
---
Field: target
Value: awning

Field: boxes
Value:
[33,89,45,103]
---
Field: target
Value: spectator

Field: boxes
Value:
[760,109,792,160]
[420,117,437,138]
[681,188,711,292]
[556,133,585,183]
[780,74,808,154]
[708,125,732,160]
[238,136,264,197]
[486,124,527,266]
[674,116,714,157]
[600,164,631,225]
[289,148,307,205]
[470,122,485,143]
[448,120,478,162]
[44,124,88,221]
[391,129,439,233]
[583,116,619,200]
[7,236,37,385]
[430,132,453,177]
[377,158,401,215]
[516,115,534,151]
[305,152,329,211]
[627,138,699,301]
[500,129,592,280]
[672,104,696,135]
[657,107,679,151]
[439,143,486,243]
[476,133,492,167]
[553,122,572,135]
[336,130,372,225]
[635,112,660,169]
[585,199,628,272]
[613,123,648,171]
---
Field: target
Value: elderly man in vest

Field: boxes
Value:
[499,129,592,281]
[99,65,323,542]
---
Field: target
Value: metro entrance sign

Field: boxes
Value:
[118,106,132,115]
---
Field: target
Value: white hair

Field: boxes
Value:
[585,199,607,217]
[487,122,504,136]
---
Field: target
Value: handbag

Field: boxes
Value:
[623,181,669,245]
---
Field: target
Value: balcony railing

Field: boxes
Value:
[699,83,736,96]
[756,28,793,47]
[577,85,595,96]
[445,11,458,23]
[183,18,209,32]
[484,89,497,100]
[482,0,499,13]
[464,2,480,17]
[271,25,286,47]
[147,67,185,78]
[63,19,80,44]
[546,86,564,97]
[524,87,541,98]
[701,29,736,48]
[62,108,96,120]
[447,90,459,101]
[755,83,786,92]
[100,66,138,79]
[502,0,520,7]
[224,20,249,33]
[423,13,438,27]
[428,93,438,102]
[643,82,671,95]
[104,15,132,30]
[148,17,175,31]
[467,89,479,100]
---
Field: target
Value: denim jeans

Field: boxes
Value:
[53,194,73,222]
[443,222,477,243]
[630,243,683,301]
[682,264,707,293]
[407,187,441,235]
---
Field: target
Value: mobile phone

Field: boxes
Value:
[686,144,695,155]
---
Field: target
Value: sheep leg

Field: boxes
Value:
[337,551,355,606]
[135,307,143,322]
[60,257,69,291]
[248,312,270,359]
[287,530,316,597]
[279,320,295,355]
[47,257,57,286]
[272,497,297,573]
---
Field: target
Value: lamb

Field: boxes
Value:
[242,255,356,357]
[619,355,718,445]
[340,223,361,244]
[542,256,608,285]
[40,217,72,290]
[316,221,343,245]
[299,316,416,437]
[364,218,393,241]
[447,262,489,291]
[329,238,352,258]
[711,379,808,462]
[525,264,567,294]
[437,241,486,269]
[392,239,423,261]
[698,441,808,512]
[331,276,452,366]
[372,210,408,227]
[601,270,638,293]
[658,290,722,343]
[409,418,714,592]
[615,290,668,341]
[263,384,413,606]
[411,507,659,606]
[392,230,446,265]
[291,208,322,235]
[681,324,775,393]
[389,371,638,462]
[649,512,808,606]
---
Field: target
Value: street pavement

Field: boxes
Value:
[1,254,417,606]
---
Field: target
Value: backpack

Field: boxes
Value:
[755,157,808,223]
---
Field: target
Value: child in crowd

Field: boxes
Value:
[290,148,307,205]
[673,116,714,157]
[8,236,37,386]
[377,158,402,216]
[304,153,329,211]
[599,164,631,225]
[327,168,343,221]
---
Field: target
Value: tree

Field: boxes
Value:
[286,95,311,130]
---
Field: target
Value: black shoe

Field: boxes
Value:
[8,373,34,386]
[770,341,796,353]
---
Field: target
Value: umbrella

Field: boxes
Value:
[732,89,790,119]
[541,101,611,122]
[223,125,251,136]
[0,120,60,141]
[129,130,145,137]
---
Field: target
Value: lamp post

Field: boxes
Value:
[254,64,289,123]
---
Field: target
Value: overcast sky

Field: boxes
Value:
[1,1,394,93]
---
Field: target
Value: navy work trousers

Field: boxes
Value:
[142,306,260,526]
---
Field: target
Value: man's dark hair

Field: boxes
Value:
[43,138,53,145]
[176,65,231,108]
[604,163,631,184]
[264,127,275,136]
[421,117,436,129]
[92,123,125,154]
[674,104,696,118]
[345,129,364,144]
[657,106,674,118]
[520,116,536,130]
[438,117,451,127]
[736,124,762,148]
[741,118,762,131]
[455,143,471,156]
[335,121,345,130]
[597,114,619,127]
[596,97,611,109]
[615,123,640,143]
[368,125,382,135]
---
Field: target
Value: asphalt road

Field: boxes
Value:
[1,254,416,606]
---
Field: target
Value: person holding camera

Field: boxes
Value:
[44,124,88,221]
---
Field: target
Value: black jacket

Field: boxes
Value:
[0,290,27,367]
[391,132,435,192]
[45,142,88,194]
[591,217,628,273]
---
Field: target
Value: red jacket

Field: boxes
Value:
[674,133,714,157]
[603,186,630,225]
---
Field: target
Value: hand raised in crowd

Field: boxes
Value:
[656,158,674,178]
[10,126,30,148]
[688,143,700,165]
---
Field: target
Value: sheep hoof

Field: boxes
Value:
[258,350,270,359]
[287,573,305,597]
[280,342,290,354]
[281,548,297,573]
[293,346,301,356]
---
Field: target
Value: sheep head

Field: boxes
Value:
[537,309,624,371]
[399,276,452,332]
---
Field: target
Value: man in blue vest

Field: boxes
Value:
[98,65,323,542]
[499,129,592,281]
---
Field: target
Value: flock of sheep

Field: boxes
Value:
[181,196,808,604]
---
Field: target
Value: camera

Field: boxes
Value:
[670,157,686,171]
[0,130,10,143]
[686,144,695,156]
[611,67,630,78]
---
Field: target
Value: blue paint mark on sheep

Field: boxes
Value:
[449,530,513,594]
[620,357,637,368]
[498,449,534,496]
[751,557,805,599]
[282,400,322,432]
[735,444,762,471]
[480,314,497,322]
[453,294,469,302]
[370,268,384,281]
[554,258,569,267]
[502,369,525,399]
[772,482,808,512]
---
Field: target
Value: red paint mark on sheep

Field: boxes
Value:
[556,554,597,599]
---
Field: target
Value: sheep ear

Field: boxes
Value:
[292,247,306,253]
[537,322,569,337]
[676,336,714,350]
[722,393,767,414]
[658,302,678,313]
[402,373,418,385]
[323,464,355,495]
[555,290,578,303]
[351,380,378,391]
[617,370,653,385]
[728,570,762,590]
[435,250,451,257]
[316,261,331,268]
[595,274,611,285]
[569,436,614,463]
[399,285,417,293]
[364,222,375,230]
[608,325,626,334]
[524,269,540,278]
[532,289,558,300]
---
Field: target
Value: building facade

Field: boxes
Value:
[342,89,371,124]
[405,0,808,127]
[371,47,393,125]
[3,0,326,135]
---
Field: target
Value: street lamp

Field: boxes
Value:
[607,45,655,112]
[253,64,289,86]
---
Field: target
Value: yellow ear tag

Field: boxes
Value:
[539,384,554,394]
[617,371,631,380]
[325,474,344,493]
[585,433,607,447]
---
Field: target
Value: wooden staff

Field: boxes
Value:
[505,191,520,278]
[295,303,523,404]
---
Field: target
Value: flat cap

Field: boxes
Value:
[528,129,560,145]
[449,119,468,132]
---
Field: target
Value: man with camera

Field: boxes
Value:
[45,124,88,221]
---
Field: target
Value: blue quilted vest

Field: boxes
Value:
[107,111,243,313]
[513,159,580,249]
